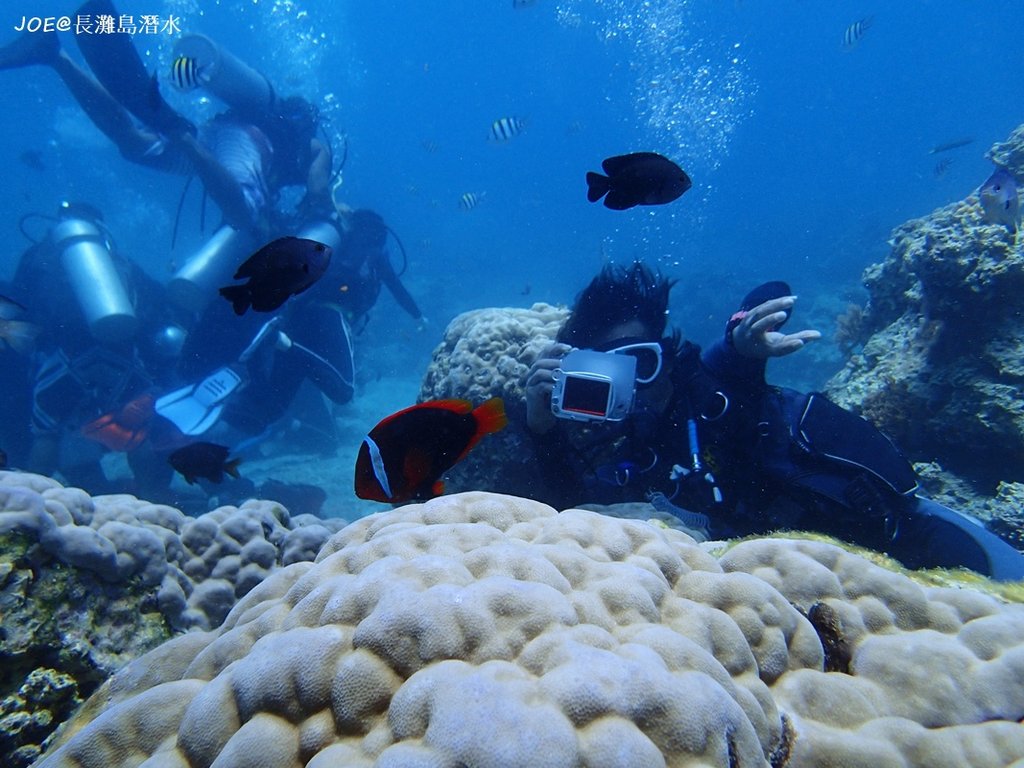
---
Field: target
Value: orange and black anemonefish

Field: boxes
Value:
[355,398,508,503]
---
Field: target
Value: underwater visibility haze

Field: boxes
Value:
[3,1,1024,766]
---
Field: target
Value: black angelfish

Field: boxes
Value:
[168,442,241,485]
[586,152,692,210]
[219,237,332,315]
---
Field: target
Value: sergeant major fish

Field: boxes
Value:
[170,55,202,90]
[459,191,486,211]
[842,17,873,49]
[489,116,527,142]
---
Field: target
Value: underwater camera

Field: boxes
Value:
[550,349,639,422]
[550,342,664,423]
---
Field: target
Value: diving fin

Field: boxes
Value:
[74,0,192,136]
[155,366,243,436]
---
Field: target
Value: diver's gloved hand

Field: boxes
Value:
[415,316,430,332]
[525,342,572,434]
[731,296,821,359]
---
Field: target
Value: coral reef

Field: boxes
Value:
[1,669,80,768]
[0,471,348,766]
[0,471,347,632]
[28,490,1024,768]
[418,303,568,495]
[826,125,1024,515]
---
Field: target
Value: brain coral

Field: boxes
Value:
[418,303,569,496]
[0,472,347,631]
[35,492,1024,768]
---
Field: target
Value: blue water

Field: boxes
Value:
[1,0,1021,506]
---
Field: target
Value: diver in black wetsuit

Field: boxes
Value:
[307,208,426,332]
[1,203,181,494]
[525,263,1024,581]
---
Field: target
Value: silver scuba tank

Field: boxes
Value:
[167,225,256,314]
[51,211,138,344]
[172,34,274,116]
[295,219,343,253]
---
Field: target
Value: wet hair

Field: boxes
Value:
[557,262,677,348]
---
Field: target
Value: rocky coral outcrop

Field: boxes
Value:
[418,302,568,496]
[0,472,347,632]
[826,125,1024,532]
[0,471,348,767]
[31,491,1024,768]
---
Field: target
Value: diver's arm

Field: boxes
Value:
[703,288,820,386]
[301,138,333,216]
[378,255,425,320]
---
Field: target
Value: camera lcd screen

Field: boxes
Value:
[561,375,612,417]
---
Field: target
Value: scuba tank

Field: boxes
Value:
[168,225,256,314]
[50,202,138,345]
[295,219,343,253]
[172,34,274,117]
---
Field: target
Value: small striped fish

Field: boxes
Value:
[842,16,873,49]
[171,55,200,90]
[459,191,486,211]
[489,116,527,142]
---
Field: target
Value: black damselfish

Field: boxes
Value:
[586,152,691,210]
[168,442,241,485]
[219,237,332,315]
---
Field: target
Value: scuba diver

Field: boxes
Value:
[308,208,426,332]
[155,291,356,455]
[2,202,183,494]
[524,263,1024,581]
[0,0,338,316]
[151,208,423,457]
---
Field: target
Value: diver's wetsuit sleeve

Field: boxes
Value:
[700,339,767,391]
[378,254,424,320]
